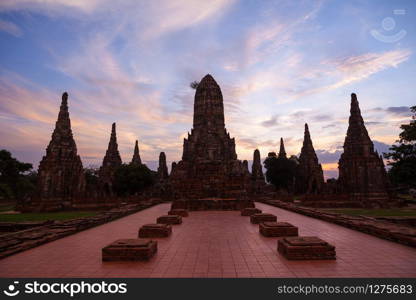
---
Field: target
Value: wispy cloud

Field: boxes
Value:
[280,49,412,100]
[0,19,22,37]
[0,0,413,178]
[326,49,412,90]
[370,106,411,117]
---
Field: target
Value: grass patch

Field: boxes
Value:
[325,208,416,217]
[0,211,98,223]
[0,204,15,212]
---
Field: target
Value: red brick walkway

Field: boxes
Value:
[1,202,415,278]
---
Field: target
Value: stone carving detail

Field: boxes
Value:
[295,123,324,194]
[338,93,390,206]
[169,74,250,199]
[33,92,85,211]
[131,140,142,165]
[99,123,122,196]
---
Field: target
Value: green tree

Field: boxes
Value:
[0,149,36,200]
[113,163,155,197]
[384,106,416,188]
[264,154,297,192]
[84,166,100,187]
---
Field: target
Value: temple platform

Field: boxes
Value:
[171,198,254,211]
[2,203,415,278]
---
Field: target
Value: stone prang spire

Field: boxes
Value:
[278,138,287,158]
[99,122,122,195]
[295,123,324,194]
[251,149,264,181]
[35,92,85,211]
[157,152,169,182]
[193,74,225,131]
[131,140,142,165]
[338,93,390,206]
[169,74,250,199]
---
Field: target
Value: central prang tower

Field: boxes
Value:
[169,74,251,200]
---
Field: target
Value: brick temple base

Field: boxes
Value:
[138,224,172,238]
[157,215,182,225]
[259,222,299,237]
[102,239,157,261]
[278,236,336,260]
[250,213,277,224]
[241,207,262,216]
[171,198,254,211]
[168,209,189,217]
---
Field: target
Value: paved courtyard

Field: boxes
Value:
[0,202,415,278]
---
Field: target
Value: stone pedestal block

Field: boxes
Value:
[241,207,262,216]
[168,209,189,217]
[157,215,182,225]
[138,224,172,238]
[277,236,336,260]
[250,213,277,224]
[102,239,157,261]
[259,222,298,237]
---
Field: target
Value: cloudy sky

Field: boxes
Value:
[0,0,415,178]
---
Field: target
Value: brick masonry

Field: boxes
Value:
[278,236,336,260]
[157,215,182,225]
[0,199,164,259]
[102,239,157,261]
[259,199,416,248]
[241,207,262,216]
[250,213,277,224]
[138,224,172,238]
[259,222,299,237]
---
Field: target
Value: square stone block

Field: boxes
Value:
[168,209,189,217]
[157,215,182,225]
[250,213,277,224]
[277,236,336,260]
[138,223,172,238]
[102,239,157,261]
[260,222,298,237]
[241,207,262,216]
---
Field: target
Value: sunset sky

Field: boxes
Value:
[0,0,415,179]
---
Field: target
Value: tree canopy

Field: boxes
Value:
[384,106,416,188]
[113,163,156,197]
[263,154,297,192]
[0,149,36,200]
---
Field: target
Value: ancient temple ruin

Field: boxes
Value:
[30,92,85,211]
[338,93,390,206]
[251,149,264,181]
[251,149,266,193]
[157,152,169,182]
[295,124,324,194]
[99,123,122,196]
[169,74,251,201]
[131,140,142,166]
[278,138,287,158]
